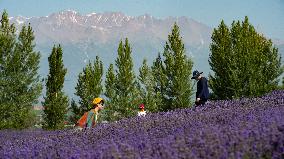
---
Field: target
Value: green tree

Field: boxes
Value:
[0,10,17,129]
[106,38,139,120]
[154,23,194,111]
[282,77,284,89]
[138,59,160,112]
[103,63,118,121]
[209,16,283,99]
[68,99,80,124]
[151,53,167,111]
[279,76,284,89]
[42,45,69,130]
[208,20,233,99]
[105,64,116,102]
[0,11,42,129]
[70,56,103,123]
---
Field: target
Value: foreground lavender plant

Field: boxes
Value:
[0,90,283,159]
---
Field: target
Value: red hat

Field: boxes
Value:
[139,103,144,109]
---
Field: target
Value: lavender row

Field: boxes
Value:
[0,90,283,158]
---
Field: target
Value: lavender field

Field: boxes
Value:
[0,91,284,159]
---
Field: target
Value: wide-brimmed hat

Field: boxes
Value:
[191,70,203,79]
[92,97,104,105]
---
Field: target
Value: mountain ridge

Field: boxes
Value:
[10,10,212,46]
[7,10,283,98]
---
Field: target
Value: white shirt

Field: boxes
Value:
[138,111,147,117]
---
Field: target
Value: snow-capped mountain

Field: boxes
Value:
[9,10,213,98]
[10,10,212,47]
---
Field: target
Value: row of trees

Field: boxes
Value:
[1,10,283,129]
[69,24,194,123]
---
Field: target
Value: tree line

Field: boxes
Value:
[0,10,283,129]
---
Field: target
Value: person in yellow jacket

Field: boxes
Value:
[76,97,104,129]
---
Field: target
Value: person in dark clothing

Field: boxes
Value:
[191,70,209,106]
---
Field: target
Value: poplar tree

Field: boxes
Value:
[105,38,139,120]
[138,59,160,112]
[153,23,194,111]
[115,38,139,118]
[0,10,17,128]
[42,45,69,130]
[151,53,167,111]
[70,56,103,123]
[208,20,232,99]
[104,63,118,121]
[0,11,42,129]
[105,64,116,103]
[209,16,283,99]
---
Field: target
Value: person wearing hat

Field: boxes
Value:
[86,97,105,128]
[76,97,105,129]
[137,103,147,117]
[191,70,209,106]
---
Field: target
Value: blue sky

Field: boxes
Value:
[1,0,283,40]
